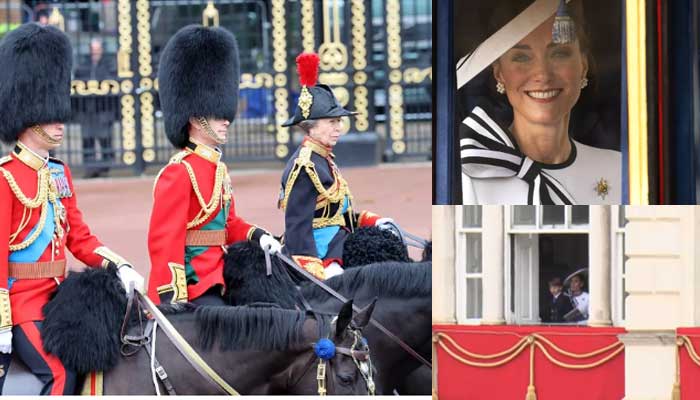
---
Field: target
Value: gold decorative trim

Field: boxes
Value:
[136,0,155,164]
[301,0,315,53]
[0,289,11,331]
[299,86,313,119]
[117,0,133,78]
[94,246,129,268]
[319,0,348,71]
[71,80,121,96]
[403,67,433,84]
[386,0,405,154]
[14,142,46,171]
[121,94,137,165]
[351,0,368,132]
[318,72,349,86]
[48,7,65,31]
[240,73,274,89]
[272,0,290,159]
[202,1,219,27]
[157,262,188,303]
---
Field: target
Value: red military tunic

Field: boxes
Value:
[147,141,266,304]
[0,143,126,329]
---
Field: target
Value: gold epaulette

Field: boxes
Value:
[152,151,191,197]
[279,147,317,210]
[168,150,190,164]
[0,155,10,166]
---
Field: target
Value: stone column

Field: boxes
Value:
[432,206,456,324]
[481,206,505,325]
[588,205,612,326]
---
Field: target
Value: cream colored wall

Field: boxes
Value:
[432,205,456,324]
[622,206,700,399]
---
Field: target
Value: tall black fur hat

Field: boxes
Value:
[0,23,72,144]
[158,25,240,148]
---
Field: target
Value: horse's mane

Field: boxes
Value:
[190,305,329,352]
[301,261,431,302]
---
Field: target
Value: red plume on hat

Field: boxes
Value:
[296,52,319,87]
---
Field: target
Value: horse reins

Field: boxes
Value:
[273,252,432,369]
[382,220,430,249]
[120,290,240,395]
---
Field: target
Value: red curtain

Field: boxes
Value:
[433,325,625,400]
[677,328,700,400]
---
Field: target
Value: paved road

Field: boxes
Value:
[66,162,432,280]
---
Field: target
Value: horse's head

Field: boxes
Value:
[286,299,377,395]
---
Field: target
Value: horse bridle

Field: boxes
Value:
[287,322,374,396]
[119,291,240,395]
[271,250,432,369]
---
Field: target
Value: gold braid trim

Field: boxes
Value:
[0,289,11,332]
[156,262,188,303]
[0,166,50,208]
[280,147,352,229]
[154,151,226,229]
[182,160,225,229]
[434,331,625,400]
[94,246,130,268]
[1,167,63,251]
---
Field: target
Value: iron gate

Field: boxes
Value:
[0,0,431,175]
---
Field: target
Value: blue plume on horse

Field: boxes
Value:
[314,338,336,360]
[342,227,410,268]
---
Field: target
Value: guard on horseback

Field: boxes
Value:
[278,53,395,280]
[0,23,144,395]
[148,25,282,306]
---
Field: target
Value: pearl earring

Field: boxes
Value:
[496,81,505,94]
[581,77,588,89]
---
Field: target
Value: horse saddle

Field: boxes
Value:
[0,354,44,395]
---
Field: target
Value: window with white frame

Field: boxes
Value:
[455,206,483,323]
[506,206,591,325]
[611,205,627,325]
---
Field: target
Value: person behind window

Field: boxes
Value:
[543,276,573,323]
[567,273,589,322]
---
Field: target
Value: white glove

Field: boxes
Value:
[117,265,145,296]
[375,217,396,230]
[259,234,282,255]
[0,330,12,354]
[324,262,344,279]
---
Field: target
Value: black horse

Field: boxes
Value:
[223,239,432,395]
[5,266,376,395]
[102,301,376,395]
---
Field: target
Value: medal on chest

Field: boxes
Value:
[50,168,72,198]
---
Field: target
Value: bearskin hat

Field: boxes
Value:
[0,23,72,144]
[158,25,240,148]
[282,53,357,127]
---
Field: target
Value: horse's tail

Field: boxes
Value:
[41,266,127,374]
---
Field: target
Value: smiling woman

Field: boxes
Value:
[455,0,622,205]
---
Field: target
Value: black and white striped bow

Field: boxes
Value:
[460,106,576,205]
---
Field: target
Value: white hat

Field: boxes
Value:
[456,0,573,89]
